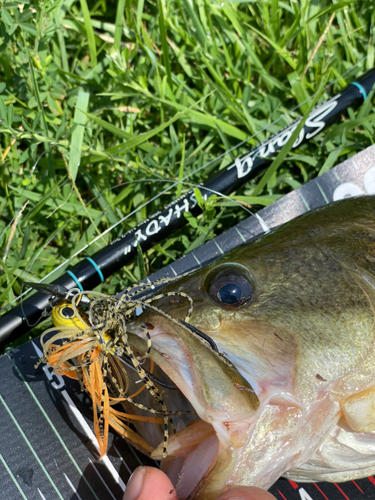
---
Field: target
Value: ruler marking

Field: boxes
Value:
[333,170,341,181]
[313,483,330,500]
[191,253,202,266]
[169,265,178,276]
[20,346,124,494]
[315,180,330,204]
[60,389,126,491]
[334,483,351,500]
[64,473,84,500]
[213,240,225,255]
[352,480,363,493]
[255,213,271,232]
[299,192,311,211]
[10,349,102,499]
[112,446,132,475]
[88,458,117,500]
[277,490,288,500]
[38,489,47,500]
[125,441,144,467]
[235,227,246,243]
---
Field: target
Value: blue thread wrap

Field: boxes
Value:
[66,271,84,291]
[350,81,367,100]
[86,257,105,283]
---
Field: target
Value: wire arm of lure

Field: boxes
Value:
[23,282,91,307]
[178,319,219,353]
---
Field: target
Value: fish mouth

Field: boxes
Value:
[127,314,260,499]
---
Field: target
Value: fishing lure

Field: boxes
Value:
[26,277,203,459]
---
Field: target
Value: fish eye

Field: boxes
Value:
[60,306,74,318]
[209,269,253,307]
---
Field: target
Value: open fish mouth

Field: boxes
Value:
[126,327,221,499]
[126,301,261,500]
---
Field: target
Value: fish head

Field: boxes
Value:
[127,196,375,498]
[145,251,300,393]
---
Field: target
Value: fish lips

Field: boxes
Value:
[126,313,260,498]
[128,313,259,421]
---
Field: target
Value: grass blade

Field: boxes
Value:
[114,0,126,51]
[69,91,90,182]
[84,109,185,150]
[179,0,206,46]
[307,1,356,24]
[287,71,310,114]
[158,0,172,89]
[246,23,297,70]
[79,0,97,66]
[125,85,249,140]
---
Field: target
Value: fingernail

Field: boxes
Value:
[124,467,146,500]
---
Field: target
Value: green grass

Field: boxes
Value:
[0,0,375,348]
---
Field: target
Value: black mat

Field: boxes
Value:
[2,145,375,500]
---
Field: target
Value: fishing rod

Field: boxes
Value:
[1,68,375,349]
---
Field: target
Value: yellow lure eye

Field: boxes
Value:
[60,306,75,319]
[52,300,89,331]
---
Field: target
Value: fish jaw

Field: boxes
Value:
[128,315,260,499]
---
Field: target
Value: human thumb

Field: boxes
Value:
[123,466,178,500]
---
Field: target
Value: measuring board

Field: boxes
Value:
[2,145,375,500]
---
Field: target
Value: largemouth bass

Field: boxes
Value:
[125,195,375,499]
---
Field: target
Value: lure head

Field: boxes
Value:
[51,298,117,349]
[51,300,89,331]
